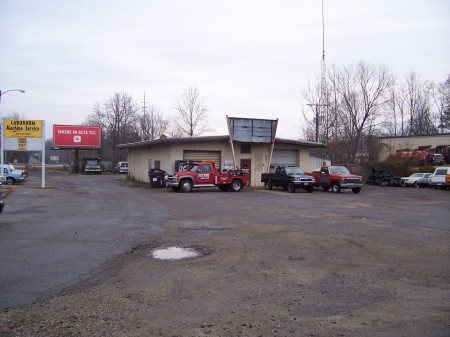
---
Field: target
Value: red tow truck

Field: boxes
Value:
[306,166,364,193]
[165,161,248,192]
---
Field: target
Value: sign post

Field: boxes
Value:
[2,119,45,187]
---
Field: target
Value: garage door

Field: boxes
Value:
[270,150,297,172]
[183,151,221,168]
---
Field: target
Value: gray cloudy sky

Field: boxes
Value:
[1,0,449,139]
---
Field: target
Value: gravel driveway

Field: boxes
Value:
[0,170,449,337]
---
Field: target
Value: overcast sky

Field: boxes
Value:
[1,0,449,140]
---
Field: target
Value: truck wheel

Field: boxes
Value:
[352,187,361,194]
[287,182,295,193]
[180,180,193,192]
[6,177,14,185]
[381,180,390,187]
[264,180,272,190]
[331,183,341,193]
[231,179,242,192]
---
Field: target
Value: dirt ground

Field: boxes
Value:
[0,171,449,337]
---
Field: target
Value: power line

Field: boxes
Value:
[3,94,90,113]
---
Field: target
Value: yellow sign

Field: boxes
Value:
[4,120,43,138]
[18,138,27,151]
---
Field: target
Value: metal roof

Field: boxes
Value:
[117,135,325,149]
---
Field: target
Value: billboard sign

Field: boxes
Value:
[53,125,101,148]
[227,117,277,143]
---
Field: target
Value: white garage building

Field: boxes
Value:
[118,135,325,187]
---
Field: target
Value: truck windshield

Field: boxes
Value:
[285,167,305,175]
[329,166,350,174]
[188,164,199,172]
[86,160,99,165]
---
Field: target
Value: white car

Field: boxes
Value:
[400,172,432,187]
[430,167,450,189]
[112,161,128,174]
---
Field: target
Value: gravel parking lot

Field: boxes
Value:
[0,170,449,337]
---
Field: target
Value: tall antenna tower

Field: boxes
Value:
[309,0,327,143]
[142,92,148,140]
[320,0,327,125]
[142,92,148,116]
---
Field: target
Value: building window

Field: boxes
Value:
[154,160,161,169]
[240,143,251,154]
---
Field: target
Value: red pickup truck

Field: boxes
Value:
[165,161,248,192]
[306,166,364,193]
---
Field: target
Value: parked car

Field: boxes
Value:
[430,167,450,190]
[305,166,364,193]
[0,177,5,214]
[261,166,315,193]
[82,158,102,175]
[416,176,433,188]
[400,172,432,187]
[2,163,29,177]
[2,167,26,185]
[112,161,128,174]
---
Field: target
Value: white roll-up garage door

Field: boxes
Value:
[270,150,297,172]
[183,151,221,168]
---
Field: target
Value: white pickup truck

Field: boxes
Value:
[430,167,450,190]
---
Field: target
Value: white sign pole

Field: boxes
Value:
[42,120,45,188]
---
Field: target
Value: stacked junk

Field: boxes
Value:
[367,144,449,187]
[396,144,450,166]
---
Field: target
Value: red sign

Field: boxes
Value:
[53,125,101,148]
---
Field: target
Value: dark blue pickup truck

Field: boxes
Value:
[261,166,315,193]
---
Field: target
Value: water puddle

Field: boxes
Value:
[152,246,200,260]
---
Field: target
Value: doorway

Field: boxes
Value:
[240,159,251,186]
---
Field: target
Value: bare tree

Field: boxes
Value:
[333,62,395,163]
[173,84,209,137]
[402,73,437,135]
[139,105,169,140]
[434,74,450,132]
[87,92,139,163]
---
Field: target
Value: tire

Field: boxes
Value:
[381,180,390,187]
[331,183,341,193]
[6,177,14,185]
[231,179,242,192]
[287,181,295,193]
[180,179,193,193]
[413,182,418,188]
[264,180,272,190]
[400,180,406,187]
[352,187,361,194]
[305,186,314,193]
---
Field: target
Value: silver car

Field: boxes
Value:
[400,172,432,187]
[112,161,128,174]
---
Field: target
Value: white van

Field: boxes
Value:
[430,167,450,189]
